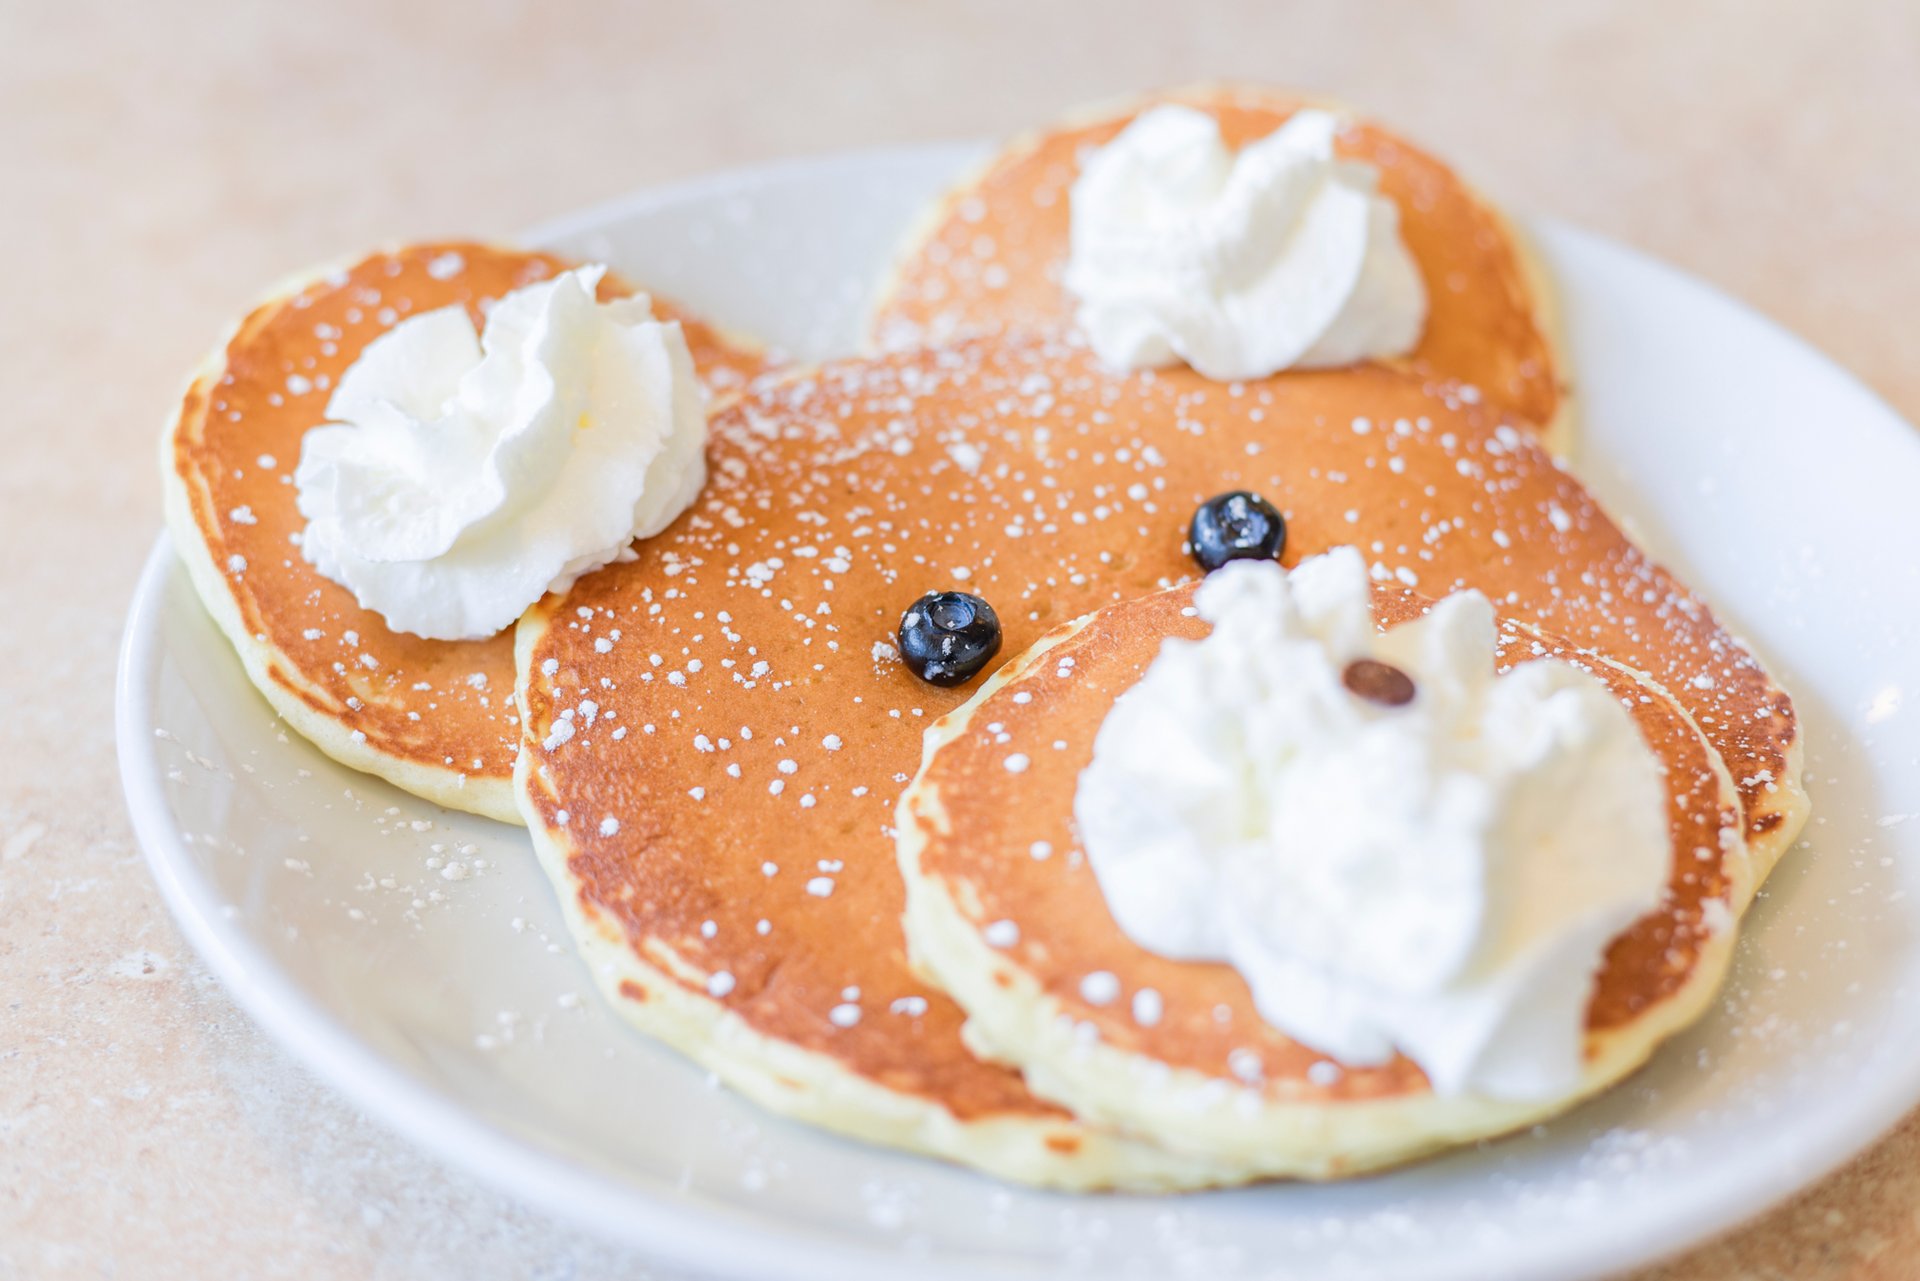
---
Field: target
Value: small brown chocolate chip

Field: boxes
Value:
[1342,658,1416,707]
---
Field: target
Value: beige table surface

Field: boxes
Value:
[3,1,1916,1277]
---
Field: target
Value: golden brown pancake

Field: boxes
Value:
[869,85,1570,446]
[897,580,1757,1178]
[515,333,1802,1185]
[164,242,767,823]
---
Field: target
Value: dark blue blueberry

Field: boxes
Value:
[898,591,1002,687]
[1186,491,1287,573]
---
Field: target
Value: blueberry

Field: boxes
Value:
[1187,491,1287,572]
[898,591,1003,686]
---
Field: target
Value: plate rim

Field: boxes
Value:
[118,144,1920,1281]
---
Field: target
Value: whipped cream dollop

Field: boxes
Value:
[1074,551,1671,1099]
[1063,105,1428,381]
[294,266,706,641]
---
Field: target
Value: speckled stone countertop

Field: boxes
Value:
[3,1,1916,1276]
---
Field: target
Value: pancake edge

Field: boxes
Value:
[508,598,1256,1192]
[895,611,1765,1180]
[160,252,523,823]
[1720,648,1812,881]
[861,81,1576,456]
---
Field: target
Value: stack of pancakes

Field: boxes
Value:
[166,87,1807,1189]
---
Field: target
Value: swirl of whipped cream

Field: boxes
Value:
[294,266,706,641]
[1063,105,1428,381]
[1073,550,1671,1099]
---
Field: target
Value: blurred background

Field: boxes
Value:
[2,2,1913,1276]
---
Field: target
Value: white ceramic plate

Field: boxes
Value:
[118,145,1920,1281]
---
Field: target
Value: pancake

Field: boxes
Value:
[868,84,1572,449]
[897,580,1756,1178]
[164,242,767,824]
[514,333,1802,1186]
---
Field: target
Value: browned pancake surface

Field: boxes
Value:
[518,335,1792,1122]
[871,87,1563,432]
[169,243,765,803]
[904,581,1740,1099]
